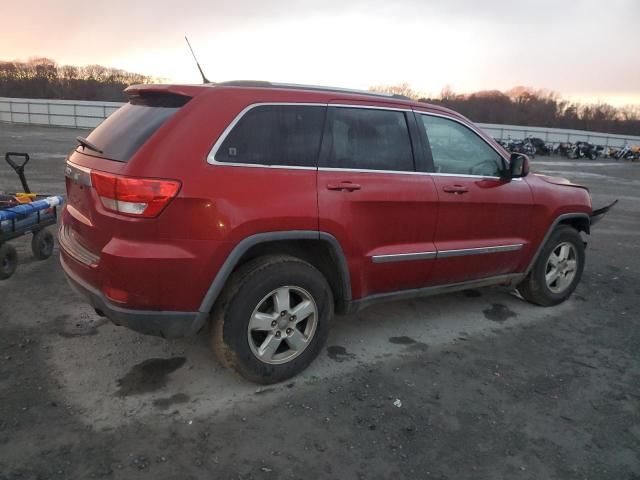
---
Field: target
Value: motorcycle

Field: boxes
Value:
[568,142,598,160]
[527,137,551,156]
[554,142,573,157]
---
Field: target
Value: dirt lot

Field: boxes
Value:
[0,123,639,479]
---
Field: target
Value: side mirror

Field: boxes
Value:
[508,153,530,178]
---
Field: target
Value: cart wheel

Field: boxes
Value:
[32,229,54,260]
[0,243,18,280]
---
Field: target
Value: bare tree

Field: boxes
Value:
[369,83,640,136]
[0,58,156,101]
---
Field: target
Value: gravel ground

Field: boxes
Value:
[0,123,638,479]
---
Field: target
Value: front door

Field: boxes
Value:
[317,105,440,299]
[416,112,533,285]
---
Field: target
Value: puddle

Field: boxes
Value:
[482,304,517,323]
[389,336,417,345]
[327,345,355,362]
[116,357,187,397]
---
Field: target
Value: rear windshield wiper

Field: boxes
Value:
[76,136,103,154]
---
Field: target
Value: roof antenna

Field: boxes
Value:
[185,36,211,84]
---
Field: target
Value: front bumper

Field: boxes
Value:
[61,257,207,338]
[590,200,618,226]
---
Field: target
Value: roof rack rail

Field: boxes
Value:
[215,80,412,101]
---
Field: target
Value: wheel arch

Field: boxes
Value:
[191,231,351,334]
[559,215,590,235]
[525,212,590,276]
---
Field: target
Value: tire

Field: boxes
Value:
[31,229,54,260]
[211,255,334,384]
[517,225,585,306]
[0,243,18,280]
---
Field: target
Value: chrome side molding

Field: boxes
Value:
[371,243,523,263]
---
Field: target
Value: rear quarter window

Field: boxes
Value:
[80,93,189,162]
[214,105,326,167]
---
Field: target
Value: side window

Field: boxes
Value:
[321,107,414,172]
[420,115,504,176]
[215,105,325,167]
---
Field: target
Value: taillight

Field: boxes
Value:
[90,171,181,218]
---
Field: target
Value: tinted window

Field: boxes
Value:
[82,94,189,162]
[321,107,414,171]
[420,115,504,176]
[216,105,325,167]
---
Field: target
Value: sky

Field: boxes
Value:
[3,0,640,106]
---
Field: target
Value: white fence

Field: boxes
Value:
[2,97,640,147]
[0,97,121,129]
[477,123,640,148]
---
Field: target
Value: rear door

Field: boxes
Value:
[317,104,439,298]
[416,112,533,284]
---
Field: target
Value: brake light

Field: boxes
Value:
[90,171,181,218]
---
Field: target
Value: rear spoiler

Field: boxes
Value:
[590,200,618,226]
[124,84,205,98]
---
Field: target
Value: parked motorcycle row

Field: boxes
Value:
[496,136,640,161]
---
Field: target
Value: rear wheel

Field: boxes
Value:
[211,255,333,384]
[518,225,585,306]
[0,243,18,280]
[31,229,54,260]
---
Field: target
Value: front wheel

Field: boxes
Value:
[517,225,585,306]
[211,255,333,384]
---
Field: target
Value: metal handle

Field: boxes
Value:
[443,185,468,194]
[327,182,361,192]
[5,152,29,170]
[5,152,31,193]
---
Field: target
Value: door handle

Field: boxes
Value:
[327,182,361,192]
[442,185,469,194]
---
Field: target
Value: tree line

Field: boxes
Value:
[2,59,638,136]
[0,58,156,102]
[370,83,640,137]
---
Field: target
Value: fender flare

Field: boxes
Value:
[188,231,351,334]
[524,212,590,276]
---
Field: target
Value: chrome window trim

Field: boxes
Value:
[319,166,418,176]
[208,102,414,169]
[210,162,317,171]
[371,243,523,263]
[318,167,507,180]
[206,102,516,181]
[207,102,327,167]
[372,251,437,263]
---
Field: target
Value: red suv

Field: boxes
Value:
[60,81,613,383]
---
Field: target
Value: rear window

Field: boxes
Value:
[80,93,189,162]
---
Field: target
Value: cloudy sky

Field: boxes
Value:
[3,0,640,105]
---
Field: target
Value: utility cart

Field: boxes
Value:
[0,152,64,279]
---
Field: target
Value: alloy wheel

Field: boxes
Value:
[545,242,578,293]
[247,286,318,365]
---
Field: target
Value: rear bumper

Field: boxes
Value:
[60,256,206,338]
